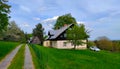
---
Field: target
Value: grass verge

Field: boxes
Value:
[8,44,25,69]
[0,41,19,61]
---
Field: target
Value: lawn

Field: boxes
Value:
[8,44,25,69]
[0,41,19,61]
[30,44,120,69]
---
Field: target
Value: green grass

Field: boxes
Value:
[8,44,25,69]
[0,41,19,61]
[30,44,120,69]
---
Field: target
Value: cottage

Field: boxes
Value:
[44,24,87,49]
[30,36,41,44]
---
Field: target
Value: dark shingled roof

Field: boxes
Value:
[48,24,73,40]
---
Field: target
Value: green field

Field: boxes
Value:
[30,44,120,69]
[8,44,25,69]
[0,41,19,61]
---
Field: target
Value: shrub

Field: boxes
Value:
[95,36,113,51]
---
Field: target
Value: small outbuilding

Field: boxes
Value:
[30,36,41,44]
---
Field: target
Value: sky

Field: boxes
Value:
[8,0,120,40]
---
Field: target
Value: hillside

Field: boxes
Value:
[30,44,120,69]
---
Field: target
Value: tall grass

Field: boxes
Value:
[30,44,48,69]
[0,41,19,61]
[8,44,25,69]
[30,44,120,69]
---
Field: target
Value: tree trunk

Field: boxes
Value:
[74,45,76,49]
[86,38,88,48]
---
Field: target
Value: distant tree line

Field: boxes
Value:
[88,36,120,52]
[0,21,28,42]
[0,0,31,43]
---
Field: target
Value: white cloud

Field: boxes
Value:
[42,16,59,23]
[52,16,59,20]
[41,16,59,34]
[19,5,31,13]
[19,22,30,27]
[48,24,53,27]
[33,17,41,21]
[109,10,120,16]
[38,7,48,12]
[77,21,85,24]
[82,0,117,13]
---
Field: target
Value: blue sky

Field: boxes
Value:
[8,0,120,40]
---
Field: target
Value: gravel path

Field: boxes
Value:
[0,44,22,69]
[24,44,34,69]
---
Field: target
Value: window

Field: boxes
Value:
[47,42,49,46]
[64,33,66,37]
[64,42,67,46]
[52,41,57,47]
[60,35,63,38]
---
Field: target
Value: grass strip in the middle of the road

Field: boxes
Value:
[8,44,25,69]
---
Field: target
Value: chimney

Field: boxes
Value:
[64,24,67,27]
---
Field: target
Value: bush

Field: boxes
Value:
[95,36,112,51]
[95,36,120,52]
[112,41,120,52]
